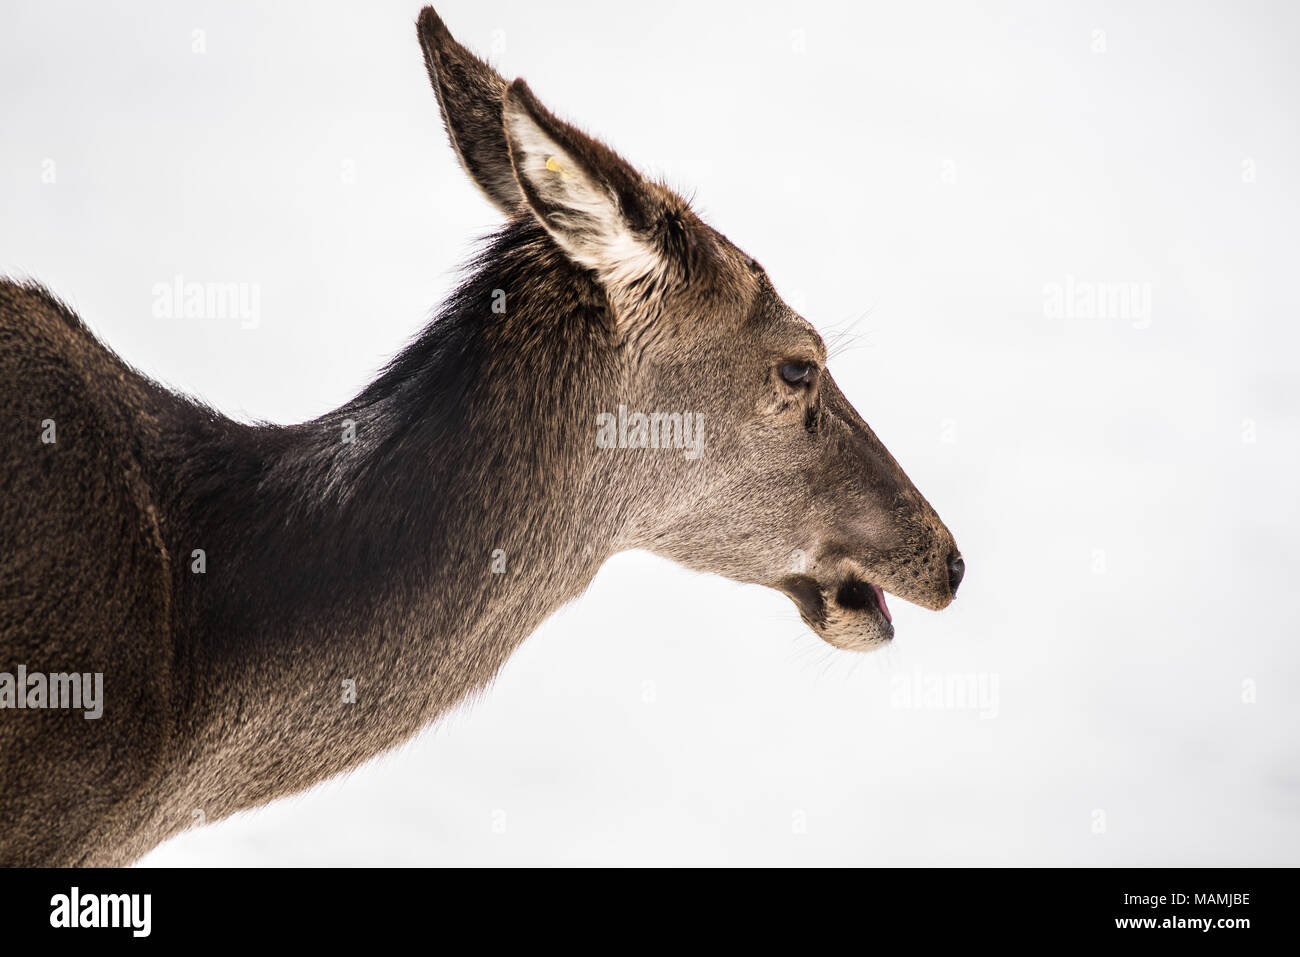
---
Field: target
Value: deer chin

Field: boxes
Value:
[778,573,895,652]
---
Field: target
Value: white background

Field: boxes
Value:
[2,0,1297,865]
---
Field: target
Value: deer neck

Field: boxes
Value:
[162,223,625,817]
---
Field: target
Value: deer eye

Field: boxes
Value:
[779,361,815,386]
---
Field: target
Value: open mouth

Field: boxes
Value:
[833,579,892,625]
[779,572,894,651]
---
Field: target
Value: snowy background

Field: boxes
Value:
[2,0,1297,865]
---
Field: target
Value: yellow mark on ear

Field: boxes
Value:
[545,156,571,178]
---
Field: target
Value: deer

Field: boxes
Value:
[0,6,963,867]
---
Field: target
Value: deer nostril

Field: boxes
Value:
[947,552,965,595]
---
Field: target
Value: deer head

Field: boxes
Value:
[417,8,962,652]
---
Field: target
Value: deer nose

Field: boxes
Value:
[947,552,965,595]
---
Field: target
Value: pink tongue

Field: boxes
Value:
[871,584,892,623]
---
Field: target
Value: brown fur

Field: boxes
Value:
[0,7,960,866]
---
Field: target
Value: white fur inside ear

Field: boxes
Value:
[505,108,662,288]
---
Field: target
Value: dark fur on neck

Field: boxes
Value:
[89,218,622,841]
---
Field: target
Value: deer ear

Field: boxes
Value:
[416,7,524,214]
[501,79,666,286]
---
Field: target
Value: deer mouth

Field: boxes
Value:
[778,572,895,652]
